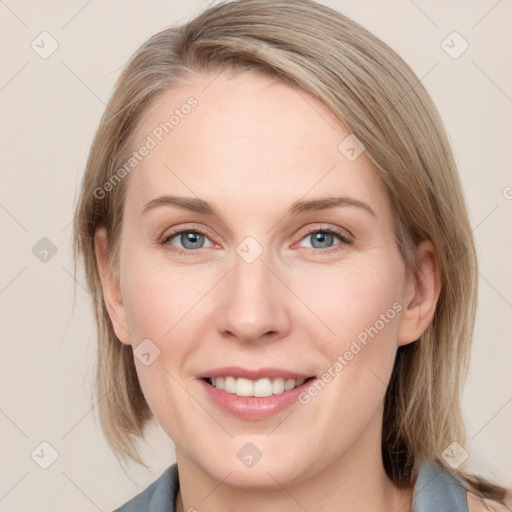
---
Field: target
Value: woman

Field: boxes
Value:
[73,0,510,510]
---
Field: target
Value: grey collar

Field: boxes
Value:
[114,459,469,511]
[412,460,468,512]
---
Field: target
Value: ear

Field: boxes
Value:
[397,240,441,347]
[94,227,131,345]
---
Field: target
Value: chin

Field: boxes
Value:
[196,444,316,492]
[216,464,301,492]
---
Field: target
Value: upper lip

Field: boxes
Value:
[197,366,314,381]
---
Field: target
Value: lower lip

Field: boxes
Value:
[199,379,315,420]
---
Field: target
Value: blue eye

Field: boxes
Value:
[163,230,213,251]
[298,228,352,252]
[161,225,352,256]
[308,231,336,249]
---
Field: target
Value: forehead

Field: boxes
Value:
[124,71,388,218]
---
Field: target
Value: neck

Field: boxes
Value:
[174,412,413,512]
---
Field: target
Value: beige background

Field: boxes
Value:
[1,0,511,510]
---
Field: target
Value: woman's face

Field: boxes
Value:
[99,70,433,488]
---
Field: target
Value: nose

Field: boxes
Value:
[216,249,292,344]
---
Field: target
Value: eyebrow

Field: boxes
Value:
[141,195,376,218]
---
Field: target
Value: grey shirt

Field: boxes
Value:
[113,460,469,511]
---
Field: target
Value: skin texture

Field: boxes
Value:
[95,70,441,512]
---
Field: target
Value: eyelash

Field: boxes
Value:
[296,226,353,256]
[160,225,353,257]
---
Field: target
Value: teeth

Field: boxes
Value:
[272,377,285,394]
[235,378,253,397]
[254,378,272,397]
[284,378,295,391]
[208,376,307,396]
[224,376,236,394]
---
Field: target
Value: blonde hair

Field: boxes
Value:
[73,0,507,502]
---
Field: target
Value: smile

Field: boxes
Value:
[198,367,317,420]
[204,376,309,397]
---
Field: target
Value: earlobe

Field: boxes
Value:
[397,241,441,347]
[94,227,131,345]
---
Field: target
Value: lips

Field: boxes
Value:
[197,366,317,419]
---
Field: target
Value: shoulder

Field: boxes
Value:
[466,491,512,512]
[112,464,179,512]
[413,460,512,512]
[413,459,468,510]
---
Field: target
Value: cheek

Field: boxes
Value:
[290,254,405,415]
[289,258,405,447]
[122,257,208,343]
[120,255,216,407]
[292,256,405,352]
[120,260,207,439]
